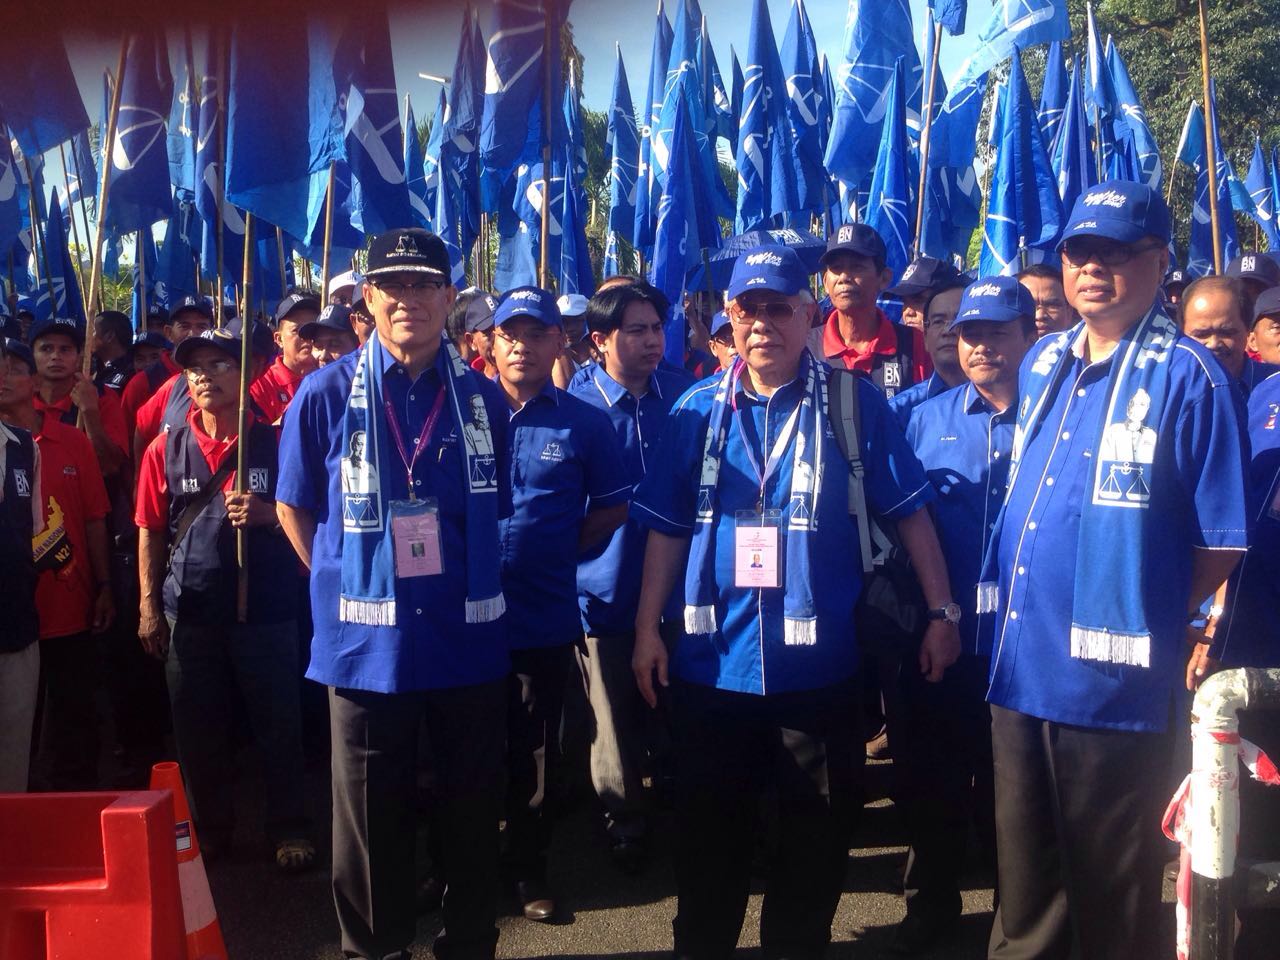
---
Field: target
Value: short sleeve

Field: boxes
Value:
[133,382,170,452]
[1174,371,1249,551]
[630,385,712,535]
[134,435,170,531]
[582,406,630,508]
[857,377,934,520]
[97,388,129,455]
[70,430,110,521]
[276,375,325,512]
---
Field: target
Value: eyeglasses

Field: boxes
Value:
[185,358,237,378]
[1062,238,1164,268]
[730,301,805,325]
[371,279,446,299]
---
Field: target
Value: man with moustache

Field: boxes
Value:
[1179,274,1278,398]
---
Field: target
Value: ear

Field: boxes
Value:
[590,329,611,353]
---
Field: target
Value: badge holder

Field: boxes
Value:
[390,497,444,578]
[734,509,782,589]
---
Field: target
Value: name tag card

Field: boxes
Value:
[734,509,781,589]
[390,498,444,578]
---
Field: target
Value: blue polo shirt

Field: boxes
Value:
[1238,357,1280,400]
[906,382,1014,657]
[500,381,631,648]
[276,345,512,693]
[889,372,950,432]
[986,328,1249,732]
[570,364,693,635]
[632,359,934,696]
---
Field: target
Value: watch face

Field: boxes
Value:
[943,603,962,623]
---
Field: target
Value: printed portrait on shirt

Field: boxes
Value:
[341,430,382,529]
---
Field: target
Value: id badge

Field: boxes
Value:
[389,498,444,578]
[734,509,782,589]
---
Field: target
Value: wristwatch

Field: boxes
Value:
[927,602,962,624]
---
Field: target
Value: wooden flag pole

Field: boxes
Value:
[275,225,288,299]
[57,143,90,317]
[24,161,59,318]
[1165,157,1178,207]
[136,229,148,329]
[320,161,337,298]
[913,15,943,258]
[235,210,255,624]
[213,27,229,325]
[66,144,97,308]
[1197,0,1223,274]
[538,11,554,289]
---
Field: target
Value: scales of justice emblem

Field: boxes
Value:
[1096,388,1157,504]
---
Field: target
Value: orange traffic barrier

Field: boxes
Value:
[149,762,228,960]
[0,790,187,959]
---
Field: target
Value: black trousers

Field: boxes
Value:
[34,631,101,790]
[670,678,862,960]
[988,704,1172,960]
[502,643,574,882]
[330,680,505,960]
[893,655,996,923]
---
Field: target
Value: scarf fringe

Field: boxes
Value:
[784,617,817,646]
[685,604,718,636]
[340,596,397,627]
[1070,626,1151,668]
[976,582,999,615]
[466,593,507,624]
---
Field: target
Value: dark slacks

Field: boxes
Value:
[503,643,574,882]
[103,549,169,775]
[330,679,505,960]
[894,655,996,923]
[670,678,862,960]
[988,704,1172,960]
[34,631,101,790]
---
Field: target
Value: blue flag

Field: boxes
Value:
[560,150,595,296]
[423,90,447,234]
[1185,86,1239,277]
[0,34,89,158]
[1038,41,1067,152]
[920,163,981,262]
[1272,145,1280,246]
[1050,55,1096,225]
[167,47,197,203]
[130,230,159,328]
[155,197,200,306]
[194,34,246,284]
[864,58,915,279]
[606,46,639,249]
[736,0,797,232]
[944,0,1068,115]
[1084,5,1115,123]
[563,61,587,184]
[824,0,921,197]
[729,48,744,155]
[104,29,174,232]
[650,97,698,368]
[1105,38,1161,189]
[634,0,674,254]
[780,0,827,217]
[980,51,1062,276]
[446,5,486,257]
[513,156,566,276]
[699,14,734,144]
[1244,137,1279,250]
[0,130,21,258]
[65,129,98,209]
[40,190,85,323]
[404,98,432,228]
[930,0,967,35]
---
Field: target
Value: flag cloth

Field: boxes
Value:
[130,229,159,328]
[1182,92,1239,277]
[980,51,1062,276]
[66,129,98,210]
[736,0,797,232]
[634,0,674,254]
[729,47,744,155]
[0,129,21,258]
[155,197,200,306]
[423,89,447,232]
[0,34,89,158]
[943,0,1068,115]
[194,33,245,284]
[606,46,639,249]
[780,0,827,217]
[404,98,432,228]
[699,15,734,144]
[864,58,914,279]
[559,150,595,296]
[167,47,197,203]
[40,189,85,323]
[1244,137,1279,250]
[1106,37,1161,190]
[1038,40,1067,153]
[1050,54,1096,225]
[931,0,967,35]
[446,4,486,256]
[104,29,174,232]
[650,97,698,368]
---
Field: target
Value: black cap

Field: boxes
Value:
[228,317,276,358]
[1253,287,1280,326]
[273,291,322,326]
[886,256,963,299]
[1226,253,1280,289]
[299,304,355,340]
[28,315,85,349]
[132,330,173,350]
[146,301,170,325]
[365,228,451,280]
[2,337,35,374]
[820,223,887,268]
[169,295,214,322]
[174,326,244,367]
[1164,269,1188,290]
[464,292,499,332]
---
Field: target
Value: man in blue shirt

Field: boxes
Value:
[895,276,1037,954]
[631,246,961,960]
[1179,274,1279,398]
[491,286,629,921]
[568,281,692,871]
[277,229,511,960]
[888,278,970,431]
[979,182,1249,960]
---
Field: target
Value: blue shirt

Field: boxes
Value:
[889,372,951,432]
[987,329,1249,732]
[570,363,693,634]
[632,359,933,696]
[500,381,630,648]
[276,347,513,693]
[1238,357,1280,400]
[906,382,1014,657]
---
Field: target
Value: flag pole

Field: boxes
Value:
[136,229,148,330]
[913,14,942,257]
[275,225,288,299]
[1165,157,1178,207]
[24,162,59,319]
[236,210,255,624]
[215,28,228,326]
[320,160,336,297]
[1196,0,1223,274]
[66,146,96,303]
[57,143,90,316]
[538,10,554,289]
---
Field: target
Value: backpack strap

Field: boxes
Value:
[827,369,874,574]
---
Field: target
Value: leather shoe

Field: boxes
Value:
[609,838,647,875]
[888,912,957,955]
[516,879,556,921]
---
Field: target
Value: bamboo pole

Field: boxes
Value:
[57,143,90,317]
[1165,157,1178,207]
[538,11,554,288]
[275,225,288,299]
[66,144,96,308]
[320,161,337,297]
[136,229,148,331]
[235,211,255,624]
[215,27,228,326]
[913,15,942,258]
[1197,0,1223,274]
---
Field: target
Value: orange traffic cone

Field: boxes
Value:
[150,761,229,960]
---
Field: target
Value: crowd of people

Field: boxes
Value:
[1,179,1278,960]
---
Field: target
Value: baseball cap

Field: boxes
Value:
[28,315,85,349]
[299,304,355,340]
[1253,287,1280,326]
[273,291,321,325]
[174,326,244,367]
[364,228,451,280]
[1164,269,1188,290]
[1226,253,1280,289]
[328,269,358,300]
[951,276,1036,328]
[727,245,809,300]
[709,310,732,338]
[886,256,962,299]
[1060,180,1172,246]
[494,287,562,327]
[556,293,589,318]
[132,330,173,351]
[169,294,214,322]
[464,292,499,333]
[2,337,35,374]
[820,223,887,268]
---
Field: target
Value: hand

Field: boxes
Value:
[1185,641,1220,691]
[632,624,669,709]
[69,373,100,417]
[139,604,170,660]
[91,584,115,634]
[224,491,277,528]
[918,619,960,682]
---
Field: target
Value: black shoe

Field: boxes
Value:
[516,879,557,922]
[416,875,445,915]
[888,912,958,955]
[610,838,647,876]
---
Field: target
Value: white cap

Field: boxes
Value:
[328,269,358,299]
[556,293,589,317]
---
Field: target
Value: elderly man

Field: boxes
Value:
[977,181,1249,959]
[1250,287,1280,365]
[299,304,360,368]
[277,228,511,960]
[1180,274,1279,398]
[251,292,320,426]
[632,246,960,960]
[1226,251,1280,303]
[1016,263,1079,338]
[888,279,970,430]
[886,255,963,331]
[1163,269,1189,307]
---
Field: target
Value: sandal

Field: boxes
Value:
[274,838,316,872]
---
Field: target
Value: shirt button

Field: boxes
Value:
[1028,521,1037,530]
[1077,388,1086,398]
[1045,477,1054,486]
[1017,565,1026,575]
[992,451,1001,459]
[991,487,1000,496]
[415,480,422,487]
[415,608,423,615]
[1010,610,1018,620]
[643,442,650,448]
[410,394,416,401]
[1062,431,1071,440]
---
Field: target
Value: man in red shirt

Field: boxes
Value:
[250,292,320,426]
[121,295,215,446]
[810,224,932,398]
[0,338,114,790]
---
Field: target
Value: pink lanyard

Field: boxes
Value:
[383,388,446,500]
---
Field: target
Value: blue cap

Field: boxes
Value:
[169,294,213,321]
[2,337,35,374]
[820,223,887,267]
[1060,180,1172,246]
[1165,269,1188,289]
[1227,252,1280,289]
[494,286,562,327]
[951,276,1036,328]
[464,292,499,332]
[886,256,962,298]
[273,291,321,325]
[132,330,173,350]
[728,245,809,300]
[174,327,245,367]
[28,314,85,349]
[299,304,355,339]
[1253,287,1280,326]
[709,310,732,338]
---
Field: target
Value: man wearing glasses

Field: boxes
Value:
[277,229,511,960]
[631,245,959,959]
[979,181,1249,959]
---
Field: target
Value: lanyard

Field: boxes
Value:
[731,366,801,508]
[384,388,446,501]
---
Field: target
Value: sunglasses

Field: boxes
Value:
[1062,238,1164,268]
[730,301,805,325]
[371,279,446,299]
[185,358,237,378]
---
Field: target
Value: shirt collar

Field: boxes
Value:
[821,308,896,360]
[963,382,1016,418]
[592,365,656,407]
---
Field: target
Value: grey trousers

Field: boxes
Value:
[0,642,39,792]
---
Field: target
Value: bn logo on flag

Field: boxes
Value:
[249,468,269,493]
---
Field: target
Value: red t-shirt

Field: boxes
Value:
[249,357,305,427]
[135,407,239,532]
[33,385,129,459]
[133,372,185,455]
[121,353,180,437]
[33,415,110,639]
[820,309,933,383]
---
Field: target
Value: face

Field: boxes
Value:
[1249,313,1280,365]
[593,300,665,383]
[822,252,891,316]
[0,355,33,410]
[956,319,1035,395]
[183,344,241,414]
[1061,236,1168,327]
[33,334,80,384]
[363,272,455,357]
[494,318,561,392]
[133,344,165,373]
[466,328,494,367]
[276,314,319,374]
[310,328,358,367]
[923,287,964,375]
[708,332,737,370]
[350,306,375,345]
[729,291,814,384]
[1020,274,1077,338]
[898,292,929,330]
[91,317,117,353]
[1181,287,1249,378]
[165,310,213,347]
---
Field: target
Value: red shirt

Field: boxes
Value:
[133,372,184,455]
[819,309,933,383]
[33,385,129,460]
[33,415,110,639]
[249,357,305,426]
[135,407,239,532]
[121,353,180,436]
